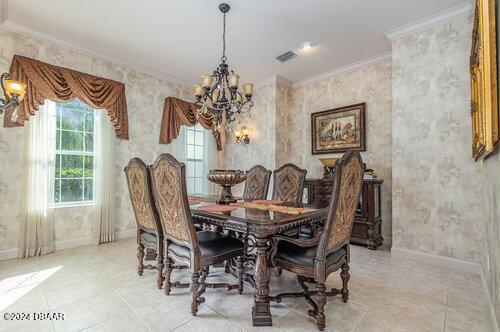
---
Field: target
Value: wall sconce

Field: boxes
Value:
[234,126,250,146]
[0,73,27,122]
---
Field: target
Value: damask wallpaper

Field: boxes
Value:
[0,28,192,252]
[391,14,484,262]
[290,61,393,244]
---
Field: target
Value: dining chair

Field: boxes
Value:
[243,165,272,200]
[150,153,246,315]
[268,151,365,331]
[124,158,165,289]
[272,163,307,203]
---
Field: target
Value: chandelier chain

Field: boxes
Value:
[221,12,227,63]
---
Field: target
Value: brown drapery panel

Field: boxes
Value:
[160,97,222,150]
[5,55,129,139]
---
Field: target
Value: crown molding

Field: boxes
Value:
[385,2,474,40]
[0,19,194,87]
[292,51,392,88]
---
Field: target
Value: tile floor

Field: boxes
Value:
[0,238,494,332]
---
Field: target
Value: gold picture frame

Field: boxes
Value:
[470,0,498,161]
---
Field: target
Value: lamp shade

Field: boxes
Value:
[5,80,27,101]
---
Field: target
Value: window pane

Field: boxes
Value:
[54,179,60,203]
[61,108,84,131]
[85,133,94,152]
[55,154,61,178]
[85,112,94,133]
[61,130,84,151]
[61,179,83,202]
[187,145,194,159]
[195,162,203,177]
[84,156,94,177]
[61,155,84,178]
[195,179,202,194]
[186,177,194,194]
[195,146,203,159]
[187,130,195,145]
[186,161,194,177]
[195,131,204,145]
[84,179,93,201]
[56,129,61,150]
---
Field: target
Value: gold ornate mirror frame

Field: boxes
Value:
[471,0,498,161]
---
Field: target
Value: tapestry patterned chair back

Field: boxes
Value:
[243,165,272,200]
[317,151,365,257]
[150,154,198,249]
[272,164,307,203]
[124,158,161,234]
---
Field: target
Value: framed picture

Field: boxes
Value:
[470,0,498,161]
[311,103,366,154]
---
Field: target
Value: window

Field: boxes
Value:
[54,100,96,205]
[185,124,205,195]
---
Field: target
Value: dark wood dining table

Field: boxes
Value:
[190,199,328,326]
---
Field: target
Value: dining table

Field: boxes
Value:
[190,198,328,326]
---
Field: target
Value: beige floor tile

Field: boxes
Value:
[445,307,493,332]
[173,311,243,332]
[44,274,111,309]
[82,308,148,332]
[134,292,210,331]
[52,291,130,332]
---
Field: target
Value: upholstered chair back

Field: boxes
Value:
[124,158,161,234]
[317,151,364,257]
[272,164,307,203]
[243,165,272,200]
[150,154,198,249]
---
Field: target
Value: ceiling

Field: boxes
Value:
[2,0,470,86]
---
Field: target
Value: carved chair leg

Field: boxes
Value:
[163,257,173,295]
[316,283,326,331]
[137,242,145,276]
[156,242,164,289]
[297,276,318,318]
[340,262,350,303]
[236,256,244,294]
[191,272,204,316]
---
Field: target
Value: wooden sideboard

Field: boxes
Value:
[303,178,384,249]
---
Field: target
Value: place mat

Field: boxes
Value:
[188,197,202,204]
[252,199,283,205]
[230,202,311,215]
[196,205,237,212]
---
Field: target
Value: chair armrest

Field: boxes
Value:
[269,232,322,267]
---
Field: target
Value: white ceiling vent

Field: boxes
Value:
[275,51,298,63]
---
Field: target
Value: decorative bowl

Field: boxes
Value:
[207,170,246,204]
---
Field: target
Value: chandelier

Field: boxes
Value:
[193,3,254,131]
[0,73,27,122]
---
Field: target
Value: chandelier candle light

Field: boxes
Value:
[194,3,254,132]
[0,73,27,121]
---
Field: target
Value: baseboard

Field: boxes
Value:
[0,248,19,261]
[115,228,136,239]
[54,236,92,251]
[391,247,481,274]
[480,267,500,332]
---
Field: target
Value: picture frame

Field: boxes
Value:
[470,0,498,161]
[311,103,366,154]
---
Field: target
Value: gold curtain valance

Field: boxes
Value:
[5,55,129,139]
[159,97,222,150]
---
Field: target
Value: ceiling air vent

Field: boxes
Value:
[275,51,298,63]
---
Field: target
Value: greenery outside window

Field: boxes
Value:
[54,99,96,205]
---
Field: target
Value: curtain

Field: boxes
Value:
[5,55,129,140]
[203,129,218,195]
[159,97,222,150]
[19,101,57,258]
[92,109,115,245]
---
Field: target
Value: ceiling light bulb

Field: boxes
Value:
[300,41,314,50]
